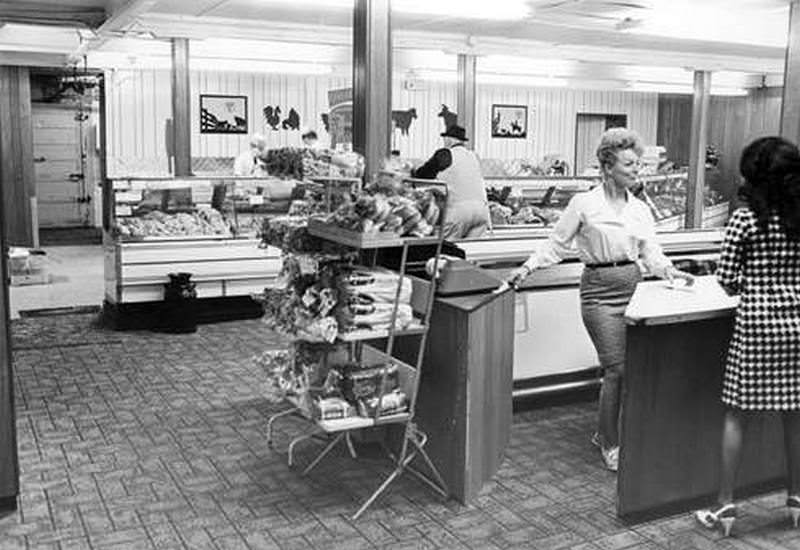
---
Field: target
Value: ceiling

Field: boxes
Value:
[0,0,793,88]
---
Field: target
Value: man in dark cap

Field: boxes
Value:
[412,125,490,239]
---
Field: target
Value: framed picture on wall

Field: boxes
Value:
[491,104,527,139]
[200,94,248,134]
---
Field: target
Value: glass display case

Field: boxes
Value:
[484,171,729,234]
[107,176,300,240]
[104,176,294,306]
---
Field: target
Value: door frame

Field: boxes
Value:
[573,112,628,174]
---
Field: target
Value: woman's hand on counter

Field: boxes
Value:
[506,264,533,289]
[665,266,696,287]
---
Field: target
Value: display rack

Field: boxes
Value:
[265,179,449,520]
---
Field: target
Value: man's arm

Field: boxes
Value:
[411,148,452,179]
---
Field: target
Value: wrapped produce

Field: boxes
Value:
[115,209,232,239]
[341,364,399,402]
[357,389,409,418]
[314,397,356,420]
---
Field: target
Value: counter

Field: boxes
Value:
[460,229,724,396]
[618,277,786,520]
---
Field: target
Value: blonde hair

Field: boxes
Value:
[596,128,644,170]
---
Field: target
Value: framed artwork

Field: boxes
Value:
[491,104,528,139]
[200,94,248,134]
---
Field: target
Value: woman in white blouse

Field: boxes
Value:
[507,128,694,472]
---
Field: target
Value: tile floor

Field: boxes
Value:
[1,311,799,549]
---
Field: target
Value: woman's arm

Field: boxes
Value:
[507,195,582,285]
[716,208,749,295]
[637,205,673,279]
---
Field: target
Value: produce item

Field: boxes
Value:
[325,191,435,237]
[341,364,399,402]
[259,147,365,180]
[314,397,356,420]
[115,209,232,239]
[336,267,414,332]
[357,389,409,417]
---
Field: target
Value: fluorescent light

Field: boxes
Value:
[478,74,567,87]
[87,52,332,75]
[191,58,331,74]
[627,82,747,96]
[479,55,573,76]
[394,0,528,20]
[192,38,347,64]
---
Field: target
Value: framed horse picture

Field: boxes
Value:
[200,94,248,134]
[491,104,527,139]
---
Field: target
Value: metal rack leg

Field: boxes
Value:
[303,433,346,475]
[267,406,300,445]
[345,432,358,458]
[288,428,322,467]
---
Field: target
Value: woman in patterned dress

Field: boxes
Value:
[696,136,800,536]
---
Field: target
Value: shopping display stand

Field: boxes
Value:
[265,179,449,520]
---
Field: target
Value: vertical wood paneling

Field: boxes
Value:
[106,69,660,174]
[0,66,34,246]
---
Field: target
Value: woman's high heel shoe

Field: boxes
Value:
[695,503,737,537]
[788,496,800,528]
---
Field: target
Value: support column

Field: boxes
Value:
[457,54,477,148]
[352,0,391,180]
[171,38,192,177]
[685,70,710,229]
[0,66,35,246]
[781,0,800,142]
[0,120,19,511]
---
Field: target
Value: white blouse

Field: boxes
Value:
[521,186,672,278]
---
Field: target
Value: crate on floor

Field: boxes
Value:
[7,248,50,286]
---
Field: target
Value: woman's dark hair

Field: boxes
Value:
[738,136,800,240]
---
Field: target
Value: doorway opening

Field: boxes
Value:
[574,113,628,175]
[30,68,103,245]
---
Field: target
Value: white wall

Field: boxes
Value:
[105,68,658,176]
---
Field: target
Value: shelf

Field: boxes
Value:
[336,322,427,342]
[307,219,441,249]
[317,412,411,432]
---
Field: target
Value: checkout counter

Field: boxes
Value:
[618,276,786,520]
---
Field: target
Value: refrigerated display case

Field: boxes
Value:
[458,182,726,396]
[485,171,729,235]
[104,176,290,305]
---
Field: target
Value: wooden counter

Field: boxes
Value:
[619,277,786,520]
[395,284,515,503]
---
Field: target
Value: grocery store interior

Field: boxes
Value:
[2,0,800,549]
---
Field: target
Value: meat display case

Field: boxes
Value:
[485,171,729,234]
[461,176,729,397]
[103,176,290,305]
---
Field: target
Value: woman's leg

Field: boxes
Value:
[782,411,800,497]
[718,408,748,504]
[598,362,623,447]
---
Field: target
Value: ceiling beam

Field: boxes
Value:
[0,1,106,28]
[0,50,69,67]
[69,0,158,63]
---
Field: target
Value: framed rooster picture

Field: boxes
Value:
[491,104,527,139]
[200,94,248,134]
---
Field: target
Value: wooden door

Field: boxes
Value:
[574,114,606,175]
[32,105,93,227]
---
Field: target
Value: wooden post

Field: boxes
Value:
[171,38,192,177]
[781,0,800,143]
[352,0,391,181]
[0,135,20,512]
[0,66,35,247]
[685,70,710,229]
[457,54,477,148]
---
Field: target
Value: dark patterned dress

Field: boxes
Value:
[717,207,800,410]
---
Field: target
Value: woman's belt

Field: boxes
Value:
[585,260,635,269]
